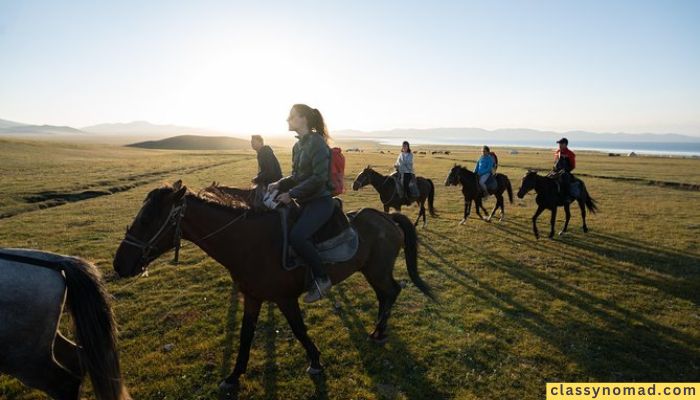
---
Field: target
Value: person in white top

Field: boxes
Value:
[394,141,414,199]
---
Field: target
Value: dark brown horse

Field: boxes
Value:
[444,165,513,224]
[517,170,598,239]
[113,181,434,393]
[351,166,437,227]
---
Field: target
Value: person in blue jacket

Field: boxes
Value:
[475,145,494,200]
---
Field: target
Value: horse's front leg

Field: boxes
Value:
[559,204,571,235]
[532,205,545,239]
[549,207,558,239]
[277,298,323,374]
[220,295,262,392]
[460,198,470,225]
[475,198,485,220]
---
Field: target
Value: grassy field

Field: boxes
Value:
[1,138,699,399]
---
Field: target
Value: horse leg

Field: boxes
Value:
[276,298,323,374]
[559,204,571,236]
[17,356,82,400]
[362,269,402,344]
[579,198,589,233]
[53,332,83,379]
[221,295,262,390]
[532,205,545,239]
[420,200,428,227]
[460,199,470,225]
[475,198,485,220]
[487,195,501,222]
[499,193,506,222]
[549,207,558,239]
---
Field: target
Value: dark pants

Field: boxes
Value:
[403,173,412,198]
[560,171,572,199]
[290,196,335,280]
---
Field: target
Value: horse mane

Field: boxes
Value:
[144,182,258,220]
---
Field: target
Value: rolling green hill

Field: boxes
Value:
[127,134,250,150]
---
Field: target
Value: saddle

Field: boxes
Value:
[278,198,359,271]
[478,174,498,197]
[546,171,582,201]
[390,172,419,201]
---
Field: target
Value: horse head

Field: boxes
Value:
[113,180,188,277]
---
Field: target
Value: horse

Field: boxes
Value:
[0,249,130,400]
[517,170,598,239]
[351,166,437,227]
[200,182,256,207]
[444,164,513,224]
[112,180,434,393]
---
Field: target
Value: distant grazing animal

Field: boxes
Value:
[444,164,513,224]
[517,170,598,238]
[113,181,434,393]
[0,249,130,400]
[352,166,437,227]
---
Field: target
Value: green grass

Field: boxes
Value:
[1,138,699,399]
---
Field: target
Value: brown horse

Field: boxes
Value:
[351,166,437,227]
[113,181,434,393]
[444,165,513,224]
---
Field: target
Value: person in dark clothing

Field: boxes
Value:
[251,135,282,187]
[268,104,335,303]
[553,137,576,201]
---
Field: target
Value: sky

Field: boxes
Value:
[1,0,699,136]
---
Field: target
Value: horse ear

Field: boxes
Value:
[173,180,183,190]
[171,186,187,201]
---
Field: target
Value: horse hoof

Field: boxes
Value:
[583,226,589,233]
[368,333,389,345]
[219,380,240,394]
[558,231,566,236]
[306,365,324,375]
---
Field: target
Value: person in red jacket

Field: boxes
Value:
[553,138,576,200]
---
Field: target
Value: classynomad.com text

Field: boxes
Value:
[546,383,698,399]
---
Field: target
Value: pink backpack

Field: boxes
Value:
[330,147,345,196]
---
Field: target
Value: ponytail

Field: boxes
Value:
[292,104,330,143]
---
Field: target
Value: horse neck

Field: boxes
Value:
[368,170,388,191]
[180,195,252,279]
[534,174,552,194]
[459,168,476,186]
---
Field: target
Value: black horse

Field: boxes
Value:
[352,166,437,227]
[444,165,513,224]
[517,170,598,239]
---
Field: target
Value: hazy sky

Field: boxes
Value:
[1,0,699,135]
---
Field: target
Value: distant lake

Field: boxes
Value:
[355,137,700,157]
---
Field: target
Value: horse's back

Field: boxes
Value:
[0,249,67,370]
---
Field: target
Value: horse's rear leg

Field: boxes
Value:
[221,295,262,391]
[277,298,323,374]
[579,198,589,233]
[53,332,82,378]
[559,204,571,235]
[486,195,502,222]
[362,266,401,344]
[17,356,81,400]
[475,199,486,220]
[414,201,426,227]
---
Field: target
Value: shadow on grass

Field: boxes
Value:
[420,228,700,380]
[328,285,448,400]
[492,219,700,307]
[220,283,240,376]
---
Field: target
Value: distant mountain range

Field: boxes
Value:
[2,117,699,144]
[127,135,249,150]
[333,127,700,143]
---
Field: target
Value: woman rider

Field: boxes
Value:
[268,104,335,303]
[394,141,414,199]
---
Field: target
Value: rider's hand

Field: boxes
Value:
[277,192,292,204]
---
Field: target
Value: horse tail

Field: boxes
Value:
[580,181,598,214]
[63,259,130,400]
[389,212,435,301]
[504,176,513,204]
[427,179,438,217]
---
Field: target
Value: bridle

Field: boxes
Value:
[121,197,249,270]
[122,199,187,266]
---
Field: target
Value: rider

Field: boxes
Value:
[394,141,414,199]
[251,135,282,206]
[475,145,494,200]
[553,137,576,200]
[269,104,335,303]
